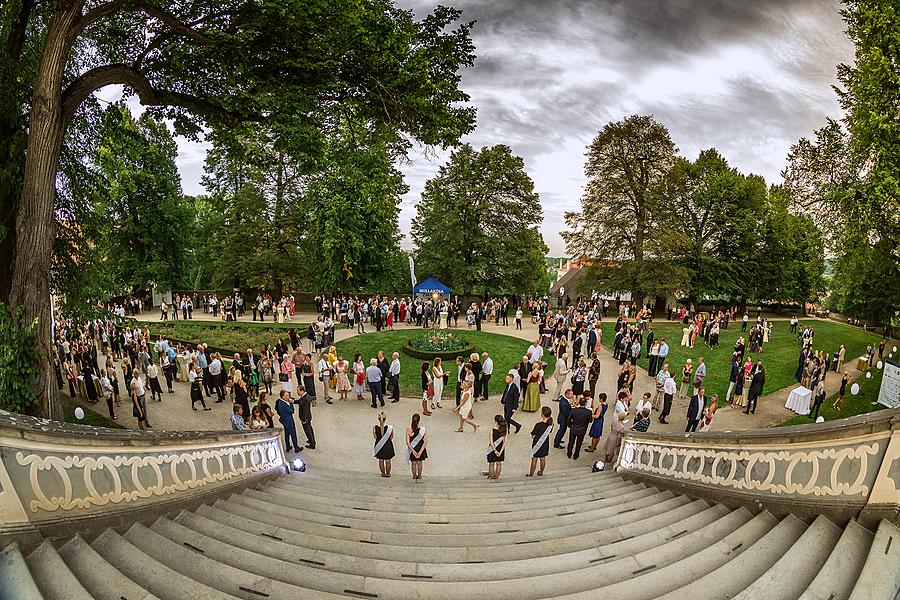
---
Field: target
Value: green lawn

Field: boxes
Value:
[633,319,883,406]
[62,395,125,429]
[780,363,887,426]
[334,329,555,398]
[147,321,309,352]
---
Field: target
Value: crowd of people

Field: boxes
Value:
[54,292,876,480]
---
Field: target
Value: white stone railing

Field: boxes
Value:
[0,411,287,538]
[615,409,900,526]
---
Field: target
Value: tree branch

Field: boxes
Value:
[60,63,260,126]
[6,0,34,60]
[72,0,215,45]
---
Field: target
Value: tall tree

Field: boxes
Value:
[3,0,476,417]
[563,115,684,301]
[670,149,765,305]
[412,144,548,295]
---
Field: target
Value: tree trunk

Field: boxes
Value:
[9,2,84,420]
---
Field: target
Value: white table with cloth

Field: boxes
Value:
[785,385,813,415]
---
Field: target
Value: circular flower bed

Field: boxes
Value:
[403,329,475,361]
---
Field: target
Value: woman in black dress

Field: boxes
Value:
[373,412,395,478]
[529,406,552,477]
[233,371,251,418]
[406,413,427,480]
[486,415,509,480]
[301,354,316,401]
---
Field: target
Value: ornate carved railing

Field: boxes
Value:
[0,410,287,546]
[616,409,900,526]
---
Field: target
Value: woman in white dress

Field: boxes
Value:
[453,380,479,432]
[431,358,445,410]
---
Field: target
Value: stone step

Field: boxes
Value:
[89,528,243,600]
[652,513,807,600]
[123,522,345,599]
[244,484,660,531]
[262,480,648,523]
[145,504,754,600]
[58,535,160,600]
[168,501,728,581]
[300,465,595,486]
[732,515,843,600]
[0,542,43,600]
[277,471,625,503]
[293,468,617,494]
[194,493,698,563]
[222,487,678,546]
[268,473,636,509]
[799,520,874,600]
[24,540,93,600]
[848,519,900,600]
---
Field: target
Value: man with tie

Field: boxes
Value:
[553,389,576,448]
[686,387,705,432]
[500,373,521,433]
[366,358,384,408]
[295,385,316,449]
[566,397,592,459]
[388,352,401,403]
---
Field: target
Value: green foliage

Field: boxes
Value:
[0,301,41,413]
[335,329,556,397]
[784,1,900,323]
[563,115,684,300]
[148,321,308,354]
[412,144,548,295]
[409,330,469,353]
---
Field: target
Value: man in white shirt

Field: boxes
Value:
[208,354,224,402]
[480,352,494,402]
[388,352,401,403]
[527,339,543,366]
[130,369,151,427]
[366,358,384,408]
[660,367,677,424]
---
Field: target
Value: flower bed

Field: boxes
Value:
[403,330,475,361]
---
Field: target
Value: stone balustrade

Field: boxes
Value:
[0,410,287,547]
[615,408,900,526]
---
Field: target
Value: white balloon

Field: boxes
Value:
[877,361,883,369]
[865,371,872,379]
[850,383,860,395]
[74,407,85,420]
[893,346,897,353]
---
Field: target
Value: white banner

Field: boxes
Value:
[877,360,900,409]
[409,255,417,290]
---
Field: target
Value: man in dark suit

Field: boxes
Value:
[745,363,765,414]
[295,385,316,449]
[566,397,592,459]
[686,387,705,432]
[553,389,576,448]
[500,374,521,433]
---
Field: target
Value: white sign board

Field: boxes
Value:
[877,360,900,409]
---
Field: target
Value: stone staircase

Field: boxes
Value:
[1,467,899,600]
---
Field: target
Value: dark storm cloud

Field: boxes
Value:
[391,0,853,254]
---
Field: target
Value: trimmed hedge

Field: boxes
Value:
[401,339,476,362]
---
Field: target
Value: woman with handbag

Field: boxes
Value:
[570,357,587,396]
[279,355,294,395]
[352,353,366,401]
[453,379,478,432]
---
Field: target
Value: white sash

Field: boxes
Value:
[405,427,426,463]
[531,424,553,456]
[487,431,505,458]
[373,425,393,457]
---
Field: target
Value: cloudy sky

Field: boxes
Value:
[170,0,854,255]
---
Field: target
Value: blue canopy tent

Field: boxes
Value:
[414,277,450,297]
